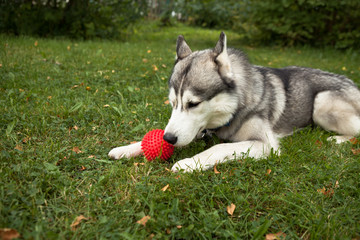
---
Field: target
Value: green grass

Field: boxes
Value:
[1,24,360,239]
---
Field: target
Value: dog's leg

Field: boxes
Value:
[108,142,143,159]
[171,140,277,172]
[313,91,360,144]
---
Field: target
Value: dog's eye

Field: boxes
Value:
[188,102,201,109]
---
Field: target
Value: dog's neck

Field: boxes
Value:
[202,114,235,135]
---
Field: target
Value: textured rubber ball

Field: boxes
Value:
[141,129,174,161]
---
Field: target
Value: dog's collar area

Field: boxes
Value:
[201,116,234,137]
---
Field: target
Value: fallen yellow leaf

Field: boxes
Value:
[214,164,221,174]
[137,216,151,226]
[22,136,31,143]
[161,184,170,192]
[134,162,145,166]
[265,231,287,240]
[227,203,236,216]
[317,187,326,194]
[70,215,89,231]
[72,147,82,154]
[14,145,23,151]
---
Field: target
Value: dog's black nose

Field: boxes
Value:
[163,133,177,145]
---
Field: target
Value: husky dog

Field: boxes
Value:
[109,32,360,172]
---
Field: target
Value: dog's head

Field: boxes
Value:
[163,32,240,147]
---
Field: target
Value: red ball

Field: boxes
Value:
[141,129,174,161]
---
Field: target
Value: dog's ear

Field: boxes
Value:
[214,32,232,76]
[176,35,192,60]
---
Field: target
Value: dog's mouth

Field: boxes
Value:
[196,126,206,139]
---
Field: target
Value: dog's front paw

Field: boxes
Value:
[108,142,143,159]
[108,146,130,159]
[171,158,211,172]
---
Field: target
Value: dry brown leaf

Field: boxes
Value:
[134,162,145,167]
[214,164,221,174]
[142,58,148,63]
[14,145,23,151]
[88,155,95,159]
[0,228,20,240]
[349,137,359,144]
[317,187,334,197]
[266,169,272,175]
[161,184,170,192]
[176,225,182,229]
[317,187,326,194]
[227,203,236,216]
[34,41,38,47]
[326,188,335,197]
[351,148,360,155]
[22,136,31,143]
[70,215,89,231]
[72,147,83,154]
[335,180,340,189]
[315,140,323,148]
[265,231,287,240]
[137,216,151,226]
